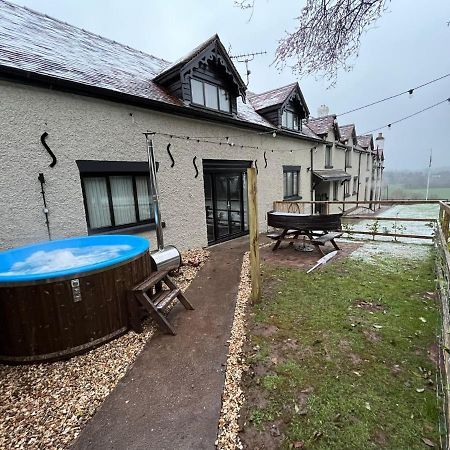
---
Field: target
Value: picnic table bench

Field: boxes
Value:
[267,211,343,256]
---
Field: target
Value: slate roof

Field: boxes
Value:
[248,83,297,111]
[356,134,373,149]
[338,124,355,143]
[301,123,321,139]
[306,115,337,136]
[0,0,323,140]
[155,34,218,77]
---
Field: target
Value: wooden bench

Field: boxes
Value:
[267,229,303,251]
[127,269,194,335]
[310,232,343,255]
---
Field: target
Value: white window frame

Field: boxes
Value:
[281,110,301,131]
[190,78,231,113]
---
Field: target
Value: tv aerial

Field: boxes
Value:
[230,50,267,86]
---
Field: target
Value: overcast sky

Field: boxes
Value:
[11,0,450,171]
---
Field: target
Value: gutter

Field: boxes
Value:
[0,65,326,146]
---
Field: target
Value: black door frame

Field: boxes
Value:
[203,160,252,245]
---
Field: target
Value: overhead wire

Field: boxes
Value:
[361,97,450,134]
[336,73,450,117]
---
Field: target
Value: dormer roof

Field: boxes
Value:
[357,134,374,151]
[153,34,247,101]
[339,124,357,145]
[307,115,340,140]
[248,82,309,116]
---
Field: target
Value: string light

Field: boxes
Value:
[336,73,450,117]
[361,97,450,134]
[147,130,316,153]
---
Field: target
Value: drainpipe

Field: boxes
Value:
[357,151,362,207]
[343,147,347,214]
[310,147,314,214]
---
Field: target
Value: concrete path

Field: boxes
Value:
[72,237,248,450]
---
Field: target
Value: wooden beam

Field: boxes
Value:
[441,202,450,242]
[435,221,450,439]
[274,199,446,206]
[247,168,261,304]
[343,230,433,240]
[343,216,436,222]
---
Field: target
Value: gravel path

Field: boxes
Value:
[216,252,251,450]
[0,248,209,450]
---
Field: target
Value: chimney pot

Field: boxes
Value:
[317,105,330,117]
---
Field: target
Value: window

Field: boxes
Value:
[345,149,352,167]
[366,154,370,170]
[82,174,153,232]
[281,110,301,131]
[344,180,350,198]
[190,78,230,112]
[333,181,339,200]
[325,146,333,167]
[353,176,358,195]
[283,166,300,199]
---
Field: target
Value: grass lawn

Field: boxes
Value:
[239,251,442,449]
[385,185,450,200]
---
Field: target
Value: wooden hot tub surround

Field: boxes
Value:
[0,251,152,364]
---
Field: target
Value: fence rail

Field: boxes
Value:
[272,199,447,241]
[273,199,447,216]
[436,204,450,448]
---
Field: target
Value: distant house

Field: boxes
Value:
[357,133,385,206]
[0,0,384,250]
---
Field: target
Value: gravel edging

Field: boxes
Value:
[216,251,251,450]
[0,248,209,450]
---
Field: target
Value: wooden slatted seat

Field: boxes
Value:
[310,232,342,255]
[267,229,298,240]
[127,269,193,335]
[312,232,343,245]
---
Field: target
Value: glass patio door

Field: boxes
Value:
[204,171,248,244]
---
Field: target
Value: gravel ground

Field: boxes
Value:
[216,252,251,450]
[0,248,209,450]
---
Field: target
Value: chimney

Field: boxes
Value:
[317,105,330,117]
[375,132,384,151]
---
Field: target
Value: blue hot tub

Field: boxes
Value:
[0,235,151,363]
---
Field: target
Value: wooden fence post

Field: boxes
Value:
[247,168,261,304]
[444,210,450,242]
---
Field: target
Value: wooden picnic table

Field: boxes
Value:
[267,211,343,256]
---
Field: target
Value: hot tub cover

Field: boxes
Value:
[0,235,150,284]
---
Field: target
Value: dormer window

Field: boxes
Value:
[190,78,231,113]
[281,110,301,131]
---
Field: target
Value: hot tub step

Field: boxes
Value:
[128,271,193,336]
[134,269,169,292]
[155,288,181,312]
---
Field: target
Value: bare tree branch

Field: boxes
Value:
[236,0,390,84]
